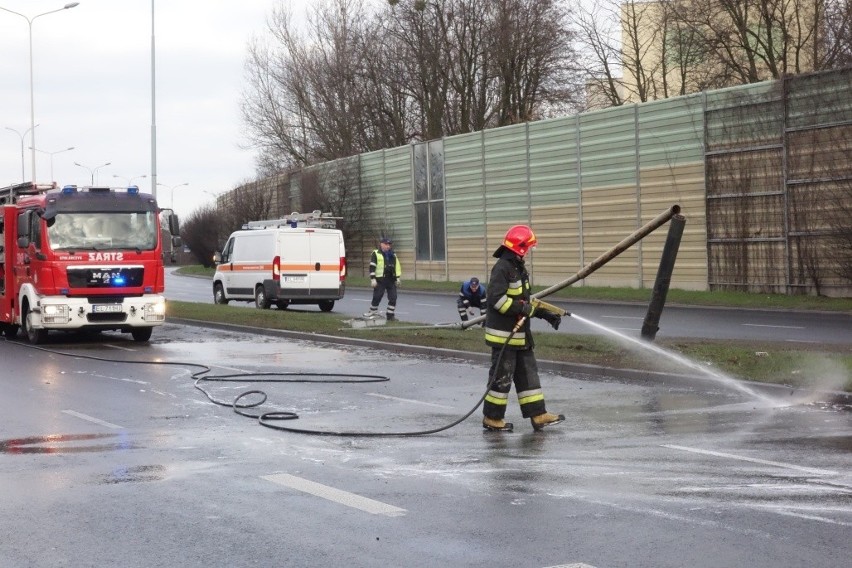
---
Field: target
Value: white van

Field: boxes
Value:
[212,214,346,311]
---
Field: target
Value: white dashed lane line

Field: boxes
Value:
[742,323,805,329]
[62,410,123,429]
[262,473,407,517]
[662,444,838,476]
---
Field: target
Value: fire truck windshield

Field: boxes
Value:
[47,211,158,251]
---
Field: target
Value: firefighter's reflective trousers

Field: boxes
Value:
[482,347,547,420]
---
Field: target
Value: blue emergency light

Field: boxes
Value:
[127,185,139,195]
[61,185,78,194]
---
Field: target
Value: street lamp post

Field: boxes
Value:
[0,2,80,183]
[4,124,39,182]
[202,189,220,207]
[157,182,189,210]
[31,145,74,183]
[74,161,111,185]
[113,174,147,187]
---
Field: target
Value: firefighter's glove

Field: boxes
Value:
[468,308,477,316]
[396,278,402,288]
[370,278,377,288]
[518,300,535,318]
[540,311,561,330]
[462,299,470,308]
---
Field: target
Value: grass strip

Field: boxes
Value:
[166,300,852,392]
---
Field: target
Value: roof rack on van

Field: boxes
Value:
[243,210,341,230]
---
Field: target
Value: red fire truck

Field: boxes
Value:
[0,182,180,343]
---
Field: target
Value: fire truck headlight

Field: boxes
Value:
[143,301,166,322]
[42,304,70,324]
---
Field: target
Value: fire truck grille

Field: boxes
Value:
[86,313,129,323]
[67,267,144,288]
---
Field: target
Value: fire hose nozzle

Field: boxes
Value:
[531,298,568,317]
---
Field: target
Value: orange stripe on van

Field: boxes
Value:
[218,264,273,272]
[219,263,338,272]
[279,263,339,272]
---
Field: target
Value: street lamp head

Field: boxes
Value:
[64,3,80,9]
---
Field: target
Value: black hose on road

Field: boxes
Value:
[2,332,515,437]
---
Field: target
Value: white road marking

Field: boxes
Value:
[262,473,407,517]
[150,389,177,398]
[662,444,838,476]
[415,302,441,307]
[104,343,136,351]
[367,392,454,409]
[768,509,852,526]
[544,564,598,568]
[62,410,123,429]
[742,323,804,329]
[93,373,148,385]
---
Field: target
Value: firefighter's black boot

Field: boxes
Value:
[482,417,513,432]
[530,412,565,431]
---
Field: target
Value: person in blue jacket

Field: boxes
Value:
[457,277,486,323]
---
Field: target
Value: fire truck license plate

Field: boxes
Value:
[93,304,123,313]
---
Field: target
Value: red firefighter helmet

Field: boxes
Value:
[499,225,537,257]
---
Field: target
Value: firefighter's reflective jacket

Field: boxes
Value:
[485,249,534,349]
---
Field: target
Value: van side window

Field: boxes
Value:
[221,238,234,263]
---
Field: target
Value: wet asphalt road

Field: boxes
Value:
[165,268,852,345]
[1,323,850,568]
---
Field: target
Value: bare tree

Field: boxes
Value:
[243,0,377,168]
[224,179,278,230]
[573,1,627,108]
[383,0,454,139]
[243,0,581,168]
[181,204,228,268]
[669,0,830,84]
[577,0,852,110]
[488,0,580,123]
[821,0,852,68]
[573,0,667,107]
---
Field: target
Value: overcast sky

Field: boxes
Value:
[0,0,318,219]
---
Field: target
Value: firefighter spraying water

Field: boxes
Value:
[481,224,566,432]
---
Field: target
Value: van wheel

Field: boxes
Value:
[276,300,290,310]
[213,283,229,305]
[131,327,153,342]
[318,300,335,312]
[22,305,48,344]
[255,286,271,309]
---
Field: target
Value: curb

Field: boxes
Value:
[167,317,852,405]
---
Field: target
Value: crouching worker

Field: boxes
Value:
[457,277,486,323]
[482,225,564,432]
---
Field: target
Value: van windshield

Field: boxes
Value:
[47,212,158,251]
